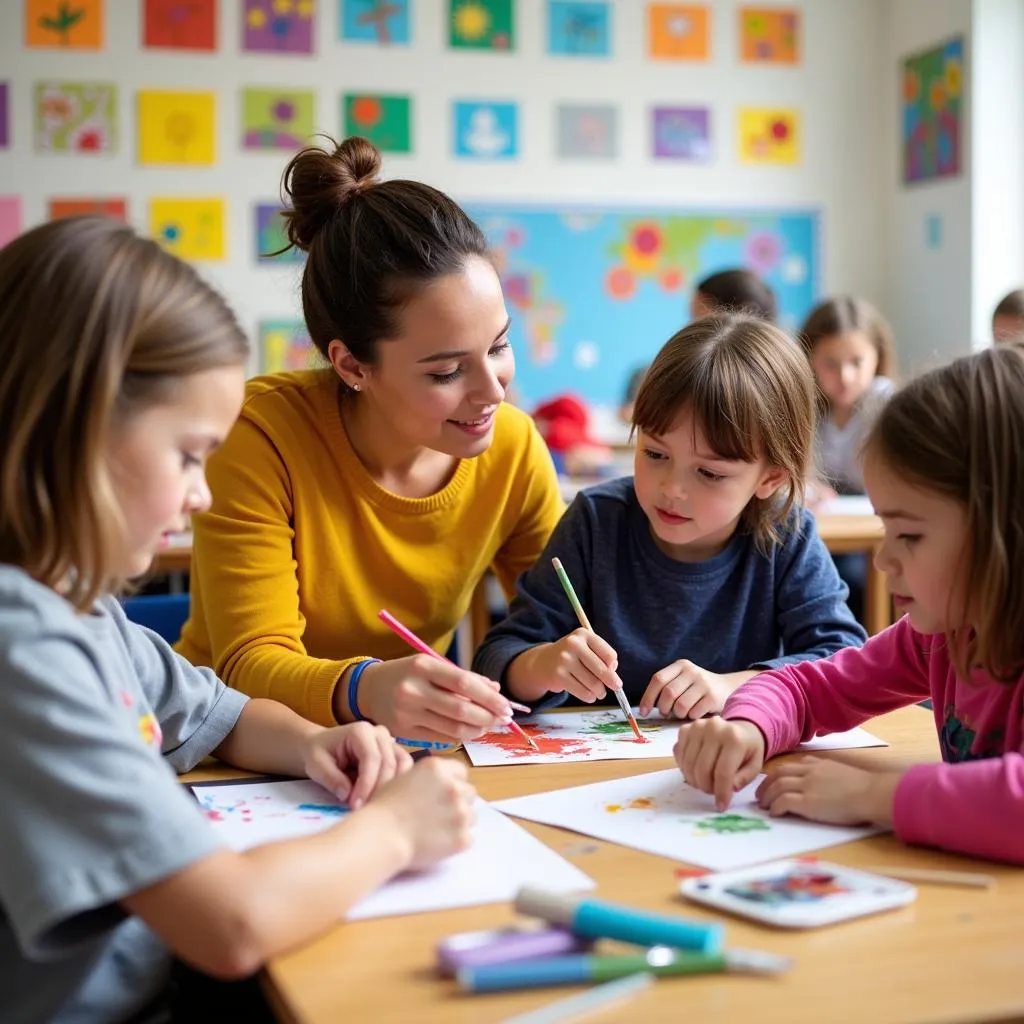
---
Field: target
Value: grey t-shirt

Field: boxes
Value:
[0,566,248,1024]
[816,375,895,494]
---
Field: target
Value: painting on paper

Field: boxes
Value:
[343,94,411,153]
[902,36,963,184]
[49,197,128,221]
[739,6,799,64]
[341,0,410,44]
[143,0,218,50]
[150,198,225,261]
[494,768,884,871]
[34,82,117,154]
[243,0,315,54]
[556,104,617,159]
[647,3,709,61]
[255,204,303,263]
[242,88,314,150]
[138,91,216,166]
[260,320,318,373]
[450,0,513,51]
[548,1,610,57]
[652,106,711,161]
[453,101,517,159]
[738,107,799,165]
[0,197,22,249]
[26,0,103,48]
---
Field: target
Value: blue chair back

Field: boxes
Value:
[122,593,191,645]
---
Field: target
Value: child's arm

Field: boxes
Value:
[472,495,616,706]
[769,509,868,666]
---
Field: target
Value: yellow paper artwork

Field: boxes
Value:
[150,198,225,260]
[737,107,799,165]
[138,91,216,165]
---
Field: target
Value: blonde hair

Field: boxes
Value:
[0,216,248,611]
[631,313,815,549]
[864,344,1024,682]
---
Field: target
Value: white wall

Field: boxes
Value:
[2,0,887,376]
[880,0,973,376]
[970,0,1024,347]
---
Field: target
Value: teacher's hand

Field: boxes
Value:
[354,655,514,743]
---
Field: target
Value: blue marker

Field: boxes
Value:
[396,737,459,752]
[513,888,724,954]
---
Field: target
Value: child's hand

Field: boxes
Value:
[756,758,899,827]
[513,628,621,703]
[372,757,477,870]
[302,722,413,809]
[674,717,766,810]
[355,657,514,744]
[639,660,734,719]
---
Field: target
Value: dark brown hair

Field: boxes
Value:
[864,344,1024,682]
[694,269,777,322]
[0,216,248,611]
[993,289,1024,321]
[632,314,815,548]
[800,295,895,378]
[280,135,489,374]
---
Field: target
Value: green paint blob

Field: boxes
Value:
[695,814,770,834]
[583,720,659,736]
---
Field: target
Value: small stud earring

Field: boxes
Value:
[351,383,361,392]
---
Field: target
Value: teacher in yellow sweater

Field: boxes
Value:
[176,136,564,742]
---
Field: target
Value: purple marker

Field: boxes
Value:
[436,926,592,976]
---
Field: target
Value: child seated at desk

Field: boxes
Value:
[474,314,866,718]
[0,217,475,1023]
[675,345,1024,864]
[689,268,777,322]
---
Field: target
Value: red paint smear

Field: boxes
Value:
[474,725,593,759]
[674,867,709,879]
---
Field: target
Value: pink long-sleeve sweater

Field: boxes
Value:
[723,617,1024,864]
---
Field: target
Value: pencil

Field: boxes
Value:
[550,558,643,742]
[872,866,995,889]
[378,609,539,751]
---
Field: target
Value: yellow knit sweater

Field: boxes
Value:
[176,370,565,726]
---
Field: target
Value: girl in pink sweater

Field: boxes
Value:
[675,344,1024,863]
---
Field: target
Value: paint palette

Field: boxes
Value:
[680,859,917,928]
[463,709,679,766]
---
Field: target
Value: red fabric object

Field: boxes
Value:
[533,394,606,453]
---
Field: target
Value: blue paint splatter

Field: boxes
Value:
[297,803,348,816]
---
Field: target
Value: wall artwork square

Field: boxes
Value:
[242,88,315,150]
[453,101,517,159]
[652,106,711,161]
[647,3,709,61]
[557,104,617,159]
[737,107,799,165]
[255,203,303,262]
[0,83,8,148]
[138,91,216,165]
[902,36,963,184]
[449,0,514,51]
[341,0,410,44]
[0,197,22,248]
[739,7,799,64]
[49,197,128,220]
[243,0,315,54]
[34,82,117,154]
[26,0,103,49]
[260,320,318,372]
[143,0,218,51]
[343,94,411,153]
[150,198,225,260]
[548,1,610,57]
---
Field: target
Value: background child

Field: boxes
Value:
[992,288,1024,344]
[0,217,475,1023]
[474,314,866,718]
[689,268,778,322]
[674,345,1024,864]
[800,296,896,622]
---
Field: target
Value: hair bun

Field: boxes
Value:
[281,135,383,252]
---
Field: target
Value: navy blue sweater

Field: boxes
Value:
[473,477,867,707]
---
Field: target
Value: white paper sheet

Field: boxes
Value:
[191,779,594,920]
[464,709,679,766]
[464,710,886,766]
[493,769,884,871]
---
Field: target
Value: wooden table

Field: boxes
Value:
[185,707,1024,1024]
